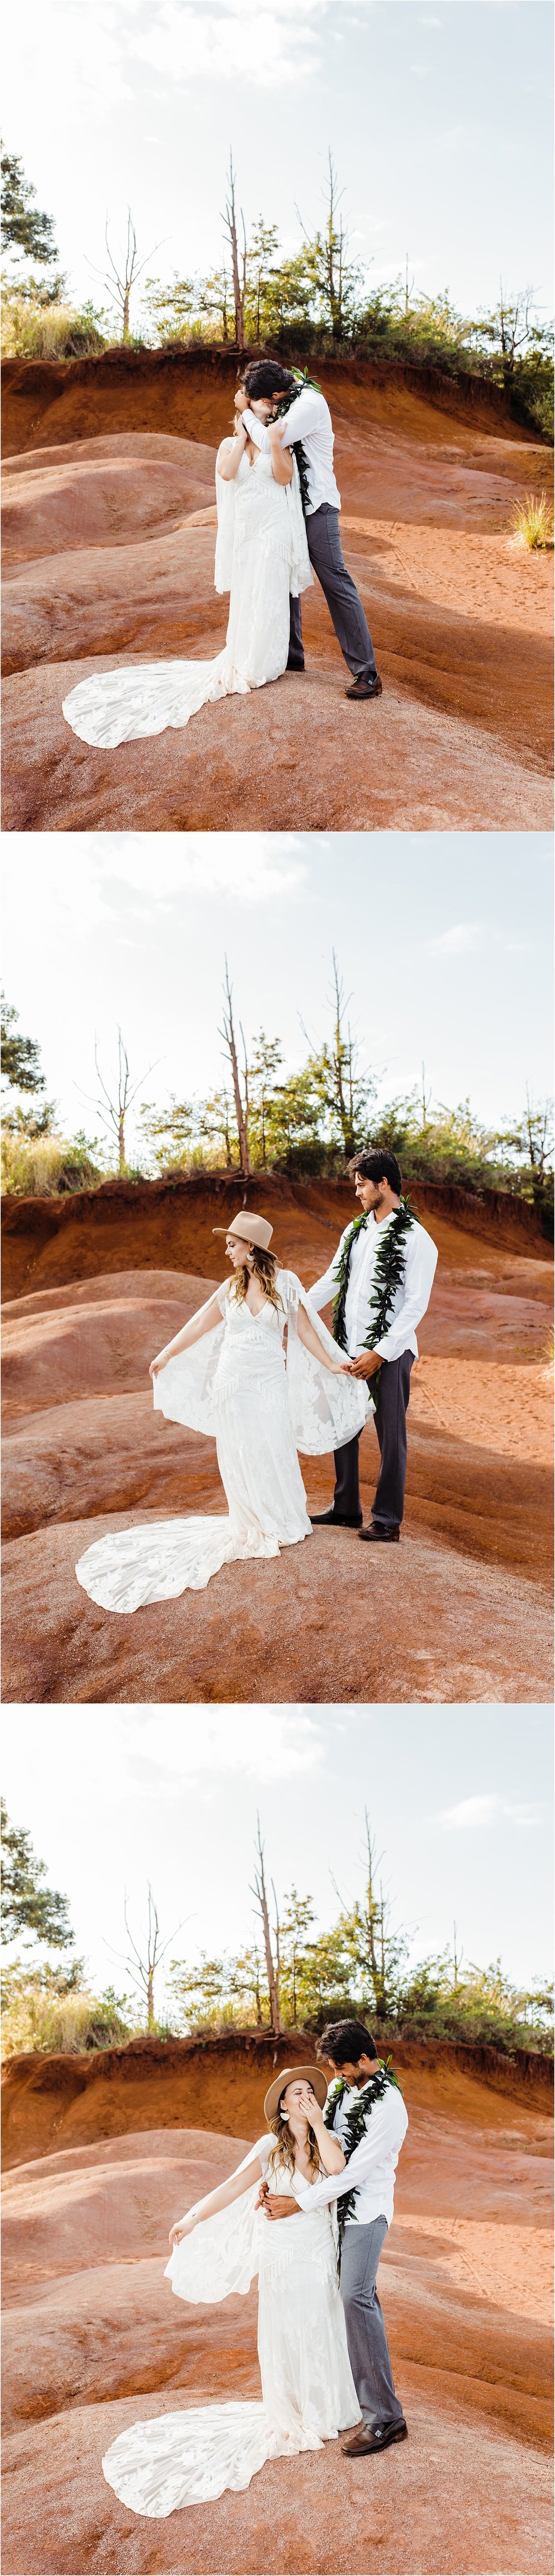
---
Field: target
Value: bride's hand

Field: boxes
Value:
[169,2212,198,2248]
[149,1354,168,1381]
[297,2082,322,2121]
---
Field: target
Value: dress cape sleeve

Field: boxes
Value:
[276,1270,371,1453]
[152,1292,224,1437]
[164,2140,269,2306]
[214,452,236,594]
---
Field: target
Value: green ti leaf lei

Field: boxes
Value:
[323,2064,402,2274]
[331,1197,415,1405]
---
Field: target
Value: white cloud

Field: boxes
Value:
[2,834,307,950]
[436,1794,542,1830]
[428,922,482,955]
[124,1708,324,1788]
[132,0,324,90]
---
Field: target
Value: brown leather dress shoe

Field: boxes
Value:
[310,1509,362,1527]
[341,2418,407,2456]
[359,1523,400,1542]
[345,675,382,699]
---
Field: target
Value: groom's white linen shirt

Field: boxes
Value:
[242,389,341,514]
[310,1212,437,1364]
[293,2082,408,2228]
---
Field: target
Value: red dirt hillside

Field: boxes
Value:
[2,2034,553,2575]
[1,1175,552,1705]
[2,352,552,832]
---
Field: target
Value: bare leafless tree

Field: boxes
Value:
[115,1884,185,2030]
[83,1027,157,1171]
[221,153,246,350]
[93,207,163,343]
[219,961,250,1176]
[250,1815,282,2036]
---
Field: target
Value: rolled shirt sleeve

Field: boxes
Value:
[373,1226,438,1363]
[241,409,269,450]
[275,389,324,446]
[292,2090,409,2211]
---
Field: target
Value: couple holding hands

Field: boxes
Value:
[75,1149,438,1614]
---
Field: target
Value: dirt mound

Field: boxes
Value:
[2,2070,552,2573]
[1,1173,549,1304]
[3,2032,553,2171]
[1,1188,552,1700]
[2,355,552,832]
[2,433,215,566]
[2,349,547,466]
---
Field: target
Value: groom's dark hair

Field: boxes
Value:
[317,2020,379,2066]
[350,1148,403,1194]
[241,359,296,399]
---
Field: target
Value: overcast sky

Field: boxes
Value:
[2,1708,552,2006]
[3,832,552,1153]
[3,3,553,326]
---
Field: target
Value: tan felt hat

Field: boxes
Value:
[264,2062,328,2122]
[213,1210,274,1250]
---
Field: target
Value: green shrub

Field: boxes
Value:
[1,294,107,359]
[1,1968,134,2057]
[512,490,554,550]
[1,1130,103,1195]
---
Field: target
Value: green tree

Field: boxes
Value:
[302,952,375,1159]
[1,1800,75,1949]
[2,995,46,1096]
[139,1094,196,1173]
[246,1031,284,1167]
[297,152,363,342]
[278,1888,316,2024]
[1,151,58,266]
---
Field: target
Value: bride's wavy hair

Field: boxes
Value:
[267,2092,322,2183]
[231,1245,281,1315]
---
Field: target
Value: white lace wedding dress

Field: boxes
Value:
[74,1270,368,1613]
[62,447,312,748]
[102,2142,359,2517]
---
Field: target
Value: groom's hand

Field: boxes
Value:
[261,2192,302,2220]
[349,1351,382,1379]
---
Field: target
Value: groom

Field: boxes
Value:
[259,2018,408,2454]
[309,1149,438,1542]
[236,358,382,700]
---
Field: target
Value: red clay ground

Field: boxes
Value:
[2,355,553,831]
[1,1179,552,1704]
[2,2037,552,2575]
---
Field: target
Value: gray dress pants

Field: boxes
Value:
[332,1352,413,1531]
[340,2218,404,2428]
[289,504,377,680]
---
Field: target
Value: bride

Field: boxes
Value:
[75,1210,368,1613]
[102,2067,360,2516]
[61,372,312,749]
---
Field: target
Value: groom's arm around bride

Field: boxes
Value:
[239,359,382,697]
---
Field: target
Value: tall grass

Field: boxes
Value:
[1,1974,133,2057]
[1,295,107,360]
[1,1132,102,1195]
[512,490,554,550]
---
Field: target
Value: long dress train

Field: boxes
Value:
[102,2144,359,2516]
[62,450,312,748]
[74,1269,368,1612]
